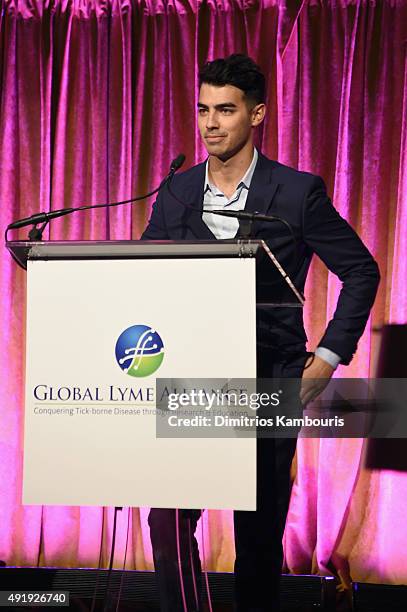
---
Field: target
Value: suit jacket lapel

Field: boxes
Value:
[243,153,279,217]
[182,162,216,239]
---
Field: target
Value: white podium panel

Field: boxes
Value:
[24,257,257,510]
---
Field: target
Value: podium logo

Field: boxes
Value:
[115,325,164,377]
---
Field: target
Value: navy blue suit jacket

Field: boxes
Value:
[142,152,380,365]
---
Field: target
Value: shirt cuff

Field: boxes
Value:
[314,347,342,369]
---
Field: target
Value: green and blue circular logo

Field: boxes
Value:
[115,325,164,377]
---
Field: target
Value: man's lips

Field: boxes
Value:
[205,135,226,142]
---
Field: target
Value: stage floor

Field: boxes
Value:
[0,567,406,611]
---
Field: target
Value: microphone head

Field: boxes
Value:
[170,154,186,172]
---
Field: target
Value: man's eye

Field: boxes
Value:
[222,109,233,114]
[198,108,208,115]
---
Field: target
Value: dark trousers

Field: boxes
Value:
[148,353,306,612]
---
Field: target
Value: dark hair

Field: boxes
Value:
[198,54,266,105]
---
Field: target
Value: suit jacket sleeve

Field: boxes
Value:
[302,176,380,365]
[141,189,169,240]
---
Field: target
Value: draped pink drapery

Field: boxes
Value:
[1,0,406,587]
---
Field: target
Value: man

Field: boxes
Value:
[142,55,379,612]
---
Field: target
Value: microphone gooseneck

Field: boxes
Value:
[6,154,186,241]
[166,176,294,239]
[165,172,300,288]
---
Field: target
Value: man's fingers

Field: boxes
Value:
[300,390,316,406]
[300,381,325,405]
[300,385,315,405]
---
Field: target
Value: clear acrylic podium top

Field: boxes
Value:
[6,239,304,306]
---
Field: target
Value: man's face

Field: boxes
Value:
[198,83,264,161]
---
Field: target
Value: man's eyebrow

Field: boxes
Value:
[197,102,238,109]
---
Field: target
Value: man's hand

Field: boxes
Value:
[300,354,335,405]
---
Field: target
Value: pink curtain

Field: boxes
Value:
[0,0,406,586]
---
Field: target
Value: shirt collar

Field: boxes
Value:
[204,148,258,194]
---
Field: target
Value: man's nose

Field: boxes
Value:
[206,111,219,130]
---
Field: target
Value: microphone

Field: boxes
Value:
[165,177,299,273]
[170,154,186,173]
[206,209,280,223]
[157,154,186,190]
[7,208,75,230]
[6,154,186,234]
[165,179,291,233]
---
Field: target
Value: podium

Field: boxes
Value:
[6,239,303,511]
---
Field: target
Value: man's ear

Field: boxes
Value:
[251,103,266,127]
